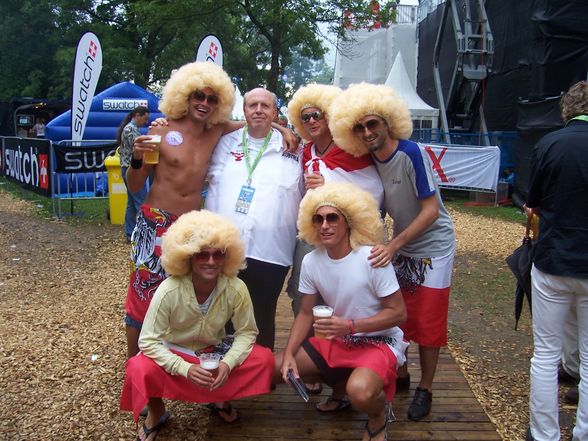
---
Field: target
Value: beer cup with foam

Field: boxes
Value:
[143,134,161,164]
[312,305,333,339]
[199,352,221,379]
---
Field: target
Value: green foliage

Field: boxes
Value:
[0,0,397,100]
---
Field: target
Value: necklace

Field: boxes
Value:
[315,140,333,156]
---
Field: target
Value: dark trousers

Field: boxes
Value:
[233,258,289,351]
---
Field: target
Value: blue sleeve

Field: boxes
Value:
[401,141,436,199]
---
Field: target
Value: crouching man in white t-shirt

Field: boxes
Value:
[274,182,407,441]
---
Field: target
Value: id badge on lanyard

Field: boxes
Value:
[235,126,272,215]
[235,185,256,214]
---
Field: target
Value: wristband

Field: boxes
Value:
[349,319,356,334]
[130,157,143,169]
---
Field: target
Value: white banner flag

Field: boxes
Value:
[71,32,102,143]
[419,143,501,192]
[195,34,223,66]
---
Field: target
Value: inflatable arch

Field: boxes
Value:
[46,81,162,142]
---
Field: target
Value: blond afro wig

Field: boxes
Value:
[161,210,245,277]
[328,83,413,157]
[288,84,342,140]
[297,182,384,249]
[158,62,235,127]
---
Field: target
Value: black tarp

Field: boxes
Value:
[417,0,588,131]
[529,0,588,99]
[514,95,563,201]
[417,0,588,205]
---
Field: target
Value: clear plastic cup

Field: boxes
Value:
[312,305,333,339]
[199,353,221,378]
[143,134,161,164]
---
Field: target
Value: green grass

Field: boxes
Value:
[442,189,526,224]
[0,177,110,224]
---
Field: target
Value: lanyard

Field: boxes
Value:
[242,125,273,185]
[570,115,588,123]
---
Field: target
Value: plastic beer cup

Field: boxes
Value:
[199,353,221,379]
[143,134,161,164]
[312,305,333,339]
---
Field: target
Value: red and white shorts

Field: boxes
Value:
[394,249,455,348]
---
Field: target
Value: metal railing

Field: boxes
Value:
[51,139,116,218]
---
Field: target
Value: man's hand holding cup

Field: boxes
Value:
[133,134,161,164]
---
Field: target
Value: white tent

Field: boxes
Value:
[384,52,438,129]
[232,85,245,120]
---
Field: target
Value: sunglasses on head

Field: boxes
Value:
[312,212,342,226]
[301,110,324,123]
[193,249,226,263]
[352,118,382,134]
[192,90,219,105]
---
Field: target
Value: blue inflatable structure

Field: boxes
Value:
[46,82,162,196]
[46,81,162,142]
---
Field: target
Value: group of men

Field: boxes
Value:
[119,61,456,441]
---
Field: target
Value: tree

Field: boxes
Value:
[0,0,397,100]
[228,0,396,94]
[0,0,62,99]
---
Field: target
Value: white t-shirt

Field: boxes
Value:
[299,246,407,364]
[205,128,303,266]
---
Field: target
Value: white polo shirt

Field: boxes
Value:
[205,128,303,267]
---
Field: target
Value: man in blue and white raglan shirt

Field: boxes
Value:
[329,82,456,422]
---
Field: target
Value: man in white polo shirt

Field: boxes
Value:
[205,87,303,351]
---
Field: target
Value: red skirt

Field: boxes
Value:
[308,337,398,400]
[120,344,274,421]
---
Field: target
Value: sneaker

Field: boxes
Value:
[396,373,410,392]
[565,385,579,404]
[407,387,432,420]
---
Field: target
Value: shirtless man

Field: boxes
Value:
[124,62,246,359]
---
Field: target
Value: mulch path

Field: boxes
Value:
[0,188,577,440]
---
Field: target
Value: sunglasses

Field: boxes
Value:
[301,110,324,123]
[193,250,226,263]
[312,212,342,226]
[352,118,382,134]
[192,90,219,105]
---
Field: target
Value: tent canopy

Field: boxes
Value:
[232,85,245,120]
[385,52,439,119]
[45,81,163,142]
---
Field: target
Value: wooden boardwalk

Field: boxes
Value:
[206,294,502,441]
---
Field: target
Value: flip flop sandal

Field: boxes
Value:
[136,412,171,441]
[315,396,351,412]
[306,382,323,395]
[365,420,388,441]
[207,403,240,424]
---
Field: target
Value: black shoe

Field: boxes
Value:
[558,365,579,384]
[525,427,535,441]
[396,374,410,392]
[565,385,579,404]
[407,387,432,420]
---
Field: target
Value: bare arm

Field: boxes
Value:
[369,194,439,267]
[280,294,317,381]
[126,134,156,193]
